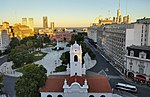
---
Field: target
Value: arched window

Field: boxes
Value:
[57,95,63,97]
[47,95,52,97]
[74,55,78,62]
[139,68,144,74]
[89,95,94,97]
[100,95,105,97]
[130,50,134,56]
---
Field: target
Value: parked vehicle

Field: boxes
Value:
[115,83,137,93]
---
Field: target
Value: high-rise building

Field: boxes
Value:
[51,22,54,31]
[0,29,10,52]
[123,15,130,24]
[116,0,121,23]
[43,16,48,28]
[22,18,27,26]
[28,18,34,31]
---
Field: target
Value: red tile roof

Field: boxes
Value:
[40,75,112,93]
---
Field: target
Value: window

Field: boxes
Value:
[89,95,94,97]
[100,95,106,97]
[57,95,63,97]
[130,65,132,71]
[139,68,144,75]
[75,73,77,75]
[47,95,52,97]
[139,52,146,58]
[130,51,134,56]
[141,34,143,37]
[74,55,78,62]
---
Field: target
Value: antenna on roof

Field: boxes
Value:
[126,0,128,15]
[119,0,120,9]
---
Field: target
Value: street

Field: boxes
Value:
[2,75,17,97]
[0,55,17,97]
[0,55,8,66]
[85,39,150,97]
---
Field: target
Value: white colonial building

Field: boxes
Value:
[66,41,86,76]
[40,42,120,97]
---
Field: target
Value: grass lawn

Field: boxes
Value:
[32,51,47,62]
[14,51,47,71]
[54,65,67,72]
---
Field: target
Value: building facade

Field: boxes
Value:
[95,19,150,74]
[102,24,133,72]
[0,29,10,52]
[22,18,27,26]
[51,31,76,42]
[125,45,150,85]
[43,16,48,28]
[87,26,98,43]
[28,18,34,31]
[22,18,34,31]
[0,22,10,52]
[13,23,34,39]
[51,22,54,32]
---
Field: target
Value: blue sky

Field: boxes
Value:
[0,0,150,27]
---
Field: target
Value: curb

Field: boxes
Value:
[0,55,7,59]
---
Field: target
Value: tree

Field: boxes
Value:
[26,40,34,53]
[15,64,47,97]
[8,45,33,68]
[20,36,36,45]
[9,37,20,49]
[60,51,70,65]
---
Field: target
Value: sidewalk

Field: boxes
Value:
[0,61,23,77]
[34,42,70,76]
[0,55,7,59]
[35,42,97,76]
[83,53,97,70]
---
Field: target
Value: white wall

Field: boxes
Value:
[147,25,150,46]
[88,93,114,97]
[41,92,63,97]
[87,29,97,42]
[126,29,134,47]
[127,56,150,76]
[41,92,118,97]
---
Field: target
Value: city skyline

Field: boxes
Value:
[0,0,150,27]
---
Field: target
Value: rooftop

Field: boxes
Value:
[128,45,150,51]
[40,75,112,93]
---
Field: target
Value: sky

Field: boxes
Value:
[0,0,150,27]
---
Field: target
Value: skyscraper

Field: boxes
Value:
[28,18,34,31]
[51,22,54,31]
[43,16,48,28]
[116,0,121,23]
[22,18,27,26]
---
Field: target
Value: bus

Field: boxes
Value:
[115,83,138,93]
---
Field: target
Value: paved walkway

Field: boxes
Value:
[0,42,97,77]
[35,42,70,76]
[35,42,97,76]
[84,53,96,70]
[0,61,22,77]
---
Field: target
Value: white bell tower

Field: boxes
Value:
[67,41,86,76]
